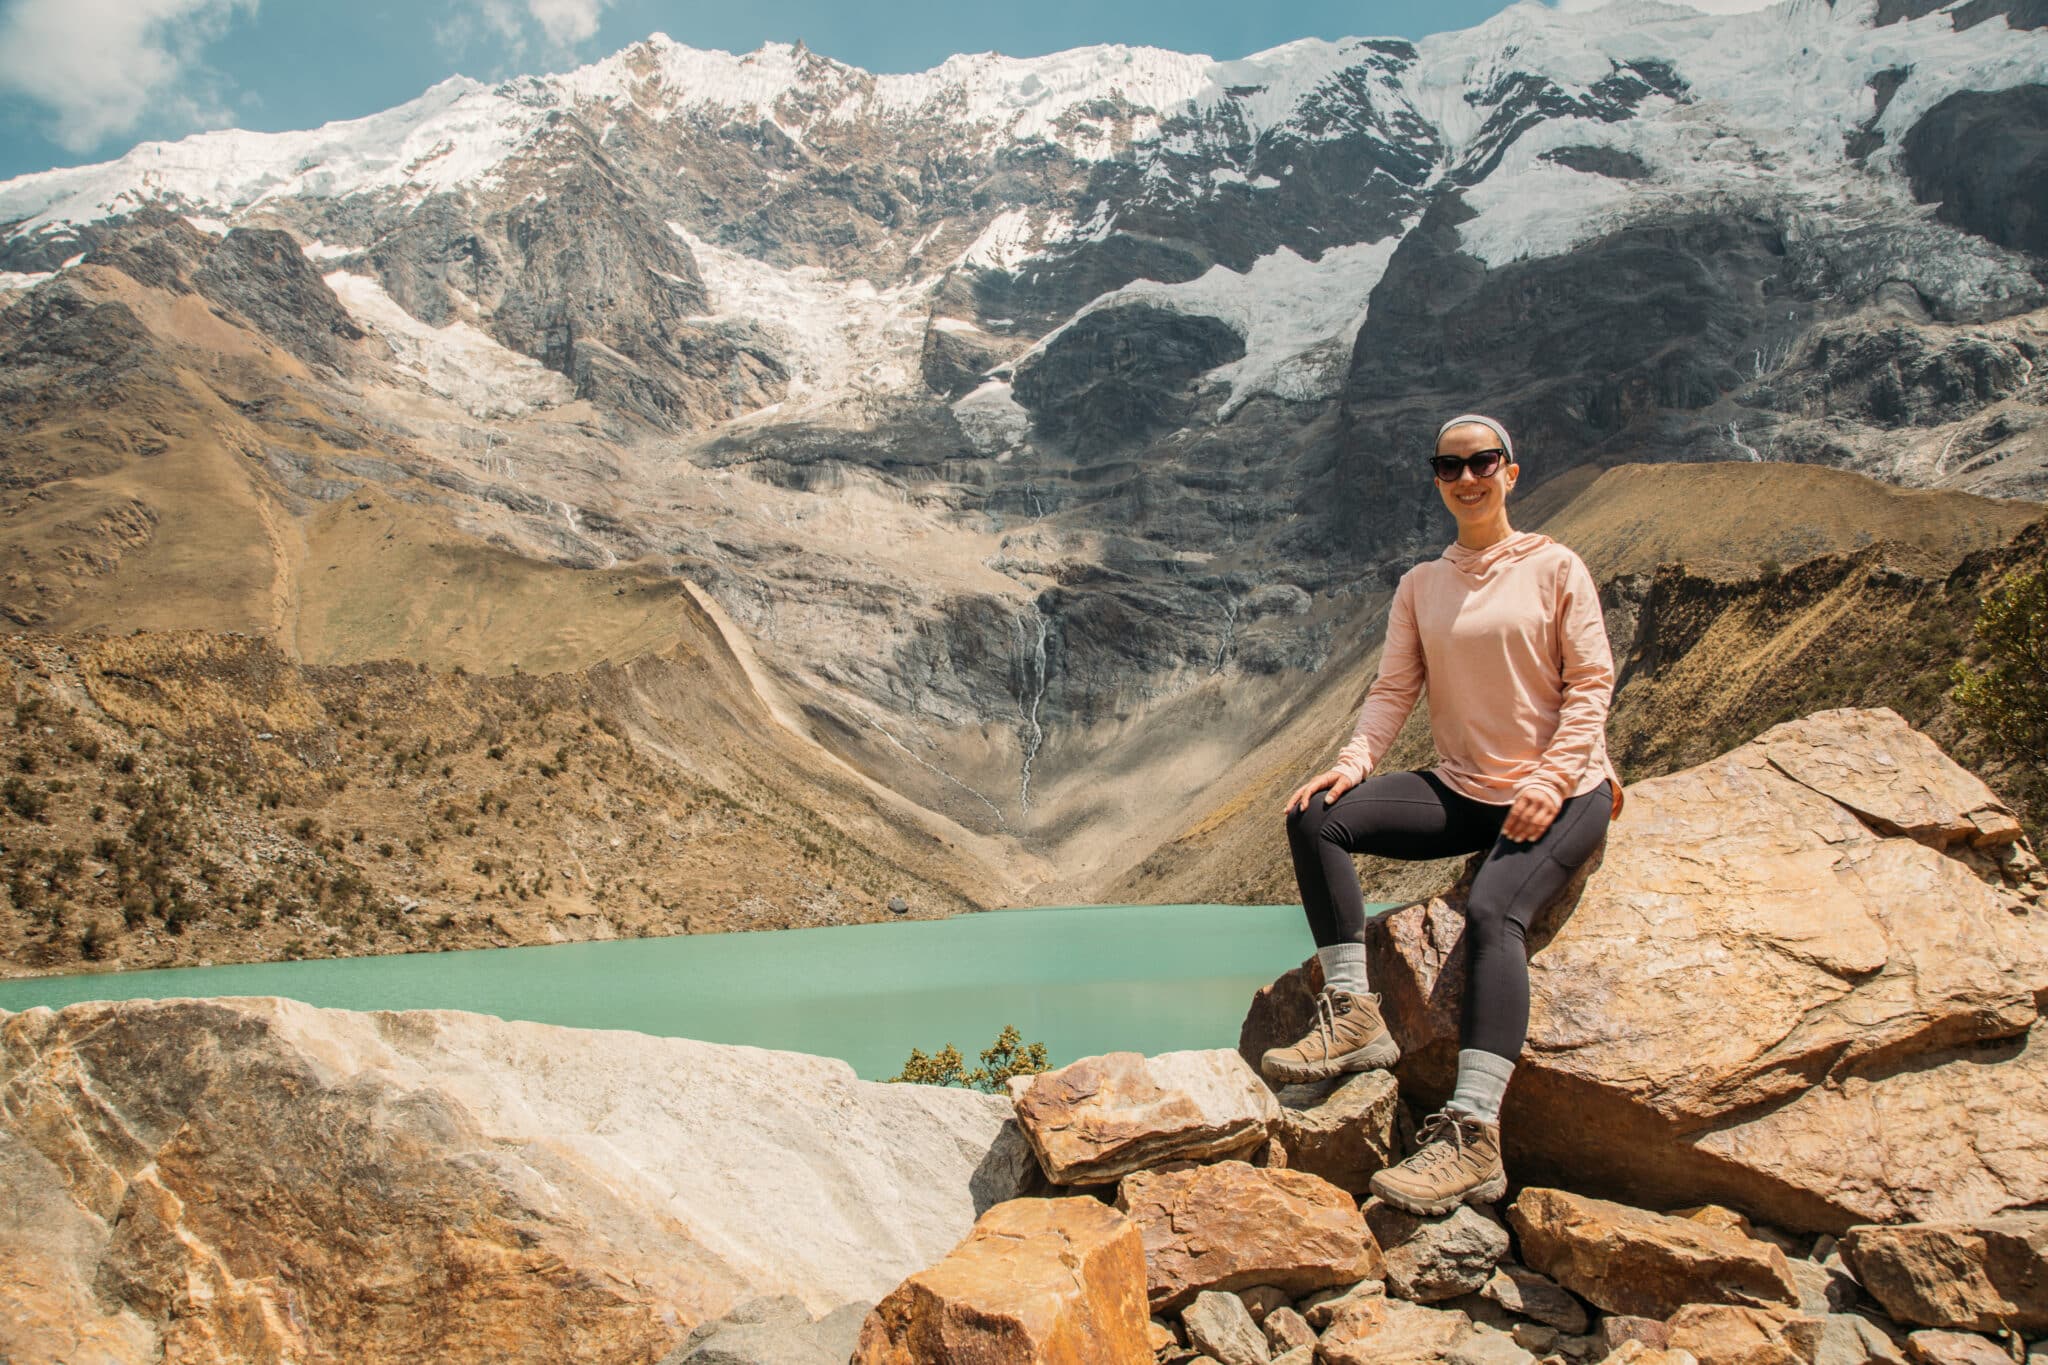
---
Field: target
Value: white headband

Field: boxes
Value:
[1438,413,1515,463]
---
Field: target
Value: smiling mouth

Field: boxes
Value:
[1454,489,1487,505]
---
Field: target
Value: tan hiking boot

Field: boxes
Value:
[1369,1109,1507,1215]
[1260,989,1401,1084]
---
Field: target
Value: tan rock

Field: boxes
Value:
[1303,1278,1390,1330]
[1273,1349,1315,1365]
[1357,711,2048,1231]
[1516,1325,1562,1355]
[1509,1189,1799,1320]
[1239,956,1323,1077]
[1011,1050,1281,1185]
[1815,1315,1908,1365]
[853,1197,1151,1364]
[0,997,1033,1365]
[1665,1305,1823,1365]
[1238,1285,1291,1323]
[1482,1263,1589,1334]
[1319,1296,1473,1365]
[1151,1317,1181,1354]
[1274,1070,1404,1195]
[1183,1290,1271,1365]
[1679,1207,1758,1238]
[1904,1332,2012,1365]
[1364,1199,1512,1303]
[1264,1306,1315,1354]
[1838,1216,2048,1332]
[1449,1326,1540,1365]
[1598,1319,1677,1355]
[1606,1342,1705,1365]
[1116,1160,1380,1313]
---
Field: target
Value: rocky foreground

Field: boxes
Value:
[3,707,2046,1363]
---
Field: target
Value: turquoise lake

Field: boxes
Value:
[0,903,1392,1079]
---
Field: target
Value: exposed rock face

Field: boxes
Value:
[1009,1049,1279,1185]
[0,998,1033,1365]
[1905,1332,2015,1365]
[1903,86,2048,259]
[1838,1215,2048,1332]
[1114,1160,1380,1313]
[1365,709,2048,1231]
[852,1196,1152,1365]
[1011,305,1246,454]
[1506,1188,1801,1320]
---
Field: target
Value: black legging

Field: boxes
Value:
[1284,769,1612,1060]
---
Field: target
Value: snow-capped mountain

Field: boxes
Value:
[0,0,2042,851]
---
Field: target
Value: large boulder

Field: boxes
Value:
[1009,1049,1280,1185]
[1273,1070,1405,1195]
[0,998,1034,1365]
[1115,1160,1381,1312]
[1665,1305,1824,1365]
[1838,1215,2048,1332]
[851,1197,1152,1364]
[1359,709,2048,1232]
[1507,1188,1800,1320]
[1363,1199,1511,1303]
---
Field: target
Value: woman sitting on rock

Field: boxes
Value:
[1265,413,1623,1216]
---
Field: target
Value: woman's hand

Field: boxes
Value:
[1502,785,1563,843]
[1285,769,1355,816]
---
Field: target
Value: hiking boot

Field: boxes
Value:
[1260,989,1401,1084]
[1368,1109,1507,1215]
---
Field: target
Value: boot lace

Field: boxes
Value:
[1402,1111,1481,1175]
[1307,990,1338,1061]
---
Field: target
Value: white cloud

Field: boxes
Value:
[441,0,617,63]
[0,0,258,153]
[1552,0,1788,10]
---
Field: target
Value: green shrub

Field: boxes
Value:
[890,1026,1050,1093]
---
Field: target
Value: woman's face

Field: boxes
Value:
[1434,422,1518,526]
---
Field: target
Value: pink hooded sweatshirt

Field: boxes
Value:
[1333,530,1624,817]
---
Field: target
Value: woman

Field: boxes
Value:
[1264,414,1622,1216]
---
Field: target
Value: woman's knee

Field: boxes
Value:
[1462,886,1527,948]
[1284,793,1331,844]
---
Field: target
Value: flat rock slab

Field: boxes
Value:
[1116,1160,1380,1313]
[1508,1188,1799,1320]
[1010,1049,1279,1185]
[1839,1214,2048,1332]
[1364,1199,1510,1304]
[1358,710,2048,1232]
[0,997,1033,1365]
[1274,1070,1403,1195]
[852,1197,1151,1364]
[1815,1314,1908,1365]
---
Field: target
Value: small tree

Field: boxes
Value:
[1951,566,2048,766]
[890,1025,1050,1093]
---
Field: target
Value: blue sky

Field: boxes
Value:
[0,0,1532,183]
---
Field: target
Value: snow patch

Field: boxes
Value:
[324,271,573,419]
[953,380,1032,453]
[958,208,1076,272]
[0,271,54,293]
[1027,235,1410,416]
[670,224,938,409]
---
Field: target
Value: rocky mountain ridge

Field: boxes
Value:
[0,0,2043,898]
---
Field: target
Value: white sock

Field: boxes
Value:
[1445,1049,1515,1125]
[1317,942,1369,996]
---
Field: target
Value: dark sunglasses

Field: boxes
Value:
[1429,449,1509,482]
